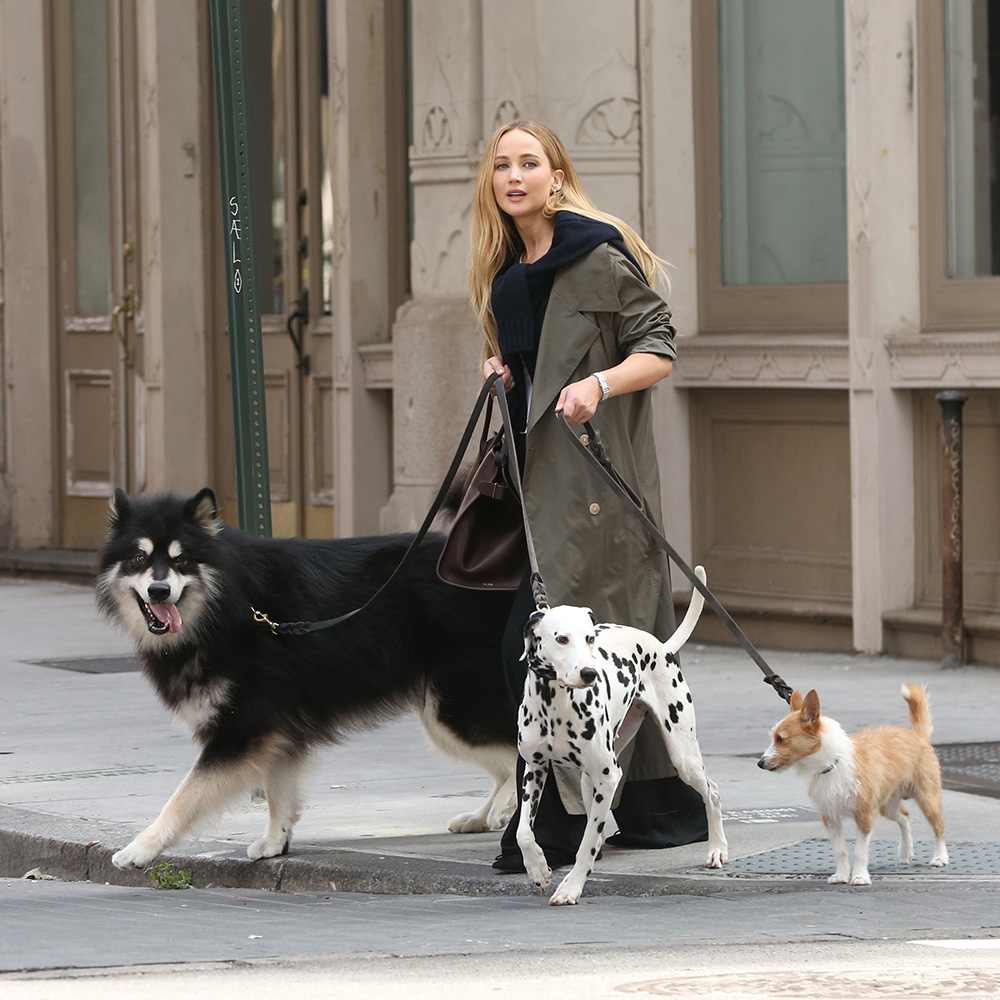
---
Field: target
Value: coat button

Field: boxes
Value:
[579,433,589,446]
[589,502,600,516]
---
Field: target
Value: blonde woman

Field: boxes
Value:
[470,121,709,873]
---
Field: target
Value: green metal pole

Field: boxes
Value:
[209,0,272,536]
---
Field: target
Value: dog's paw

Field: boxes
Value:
[827,871,850,884]
[705,844,727,868]
[525,862,552,890]
[549,875,584,906]
[112,838,160,870]
[849,871,872,886]
[248,834,290,861]
[447,810,489,834]
[930,852,949,867]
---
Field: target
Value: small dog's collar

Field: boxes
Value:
[818,757,840,775]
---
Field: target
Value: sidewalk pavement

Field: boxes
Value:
[2,576,999,898]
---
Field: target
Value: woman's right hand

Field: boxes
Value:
[483,356,515,394]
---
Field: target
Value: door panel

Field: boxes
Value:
[54,0,144,549]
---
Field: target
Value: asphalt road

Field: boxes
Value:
[3,878,1000,998]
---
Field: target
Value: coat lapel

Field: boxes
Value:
[526,246,622,433]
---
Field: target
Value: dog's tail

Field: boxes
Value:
[901,683,934,741]
[663,565,707,657]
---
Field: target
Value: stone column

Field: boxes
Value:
[640,0,699,569]
[384,0,645,530]
[845,0,920,652]
[329,0,396,536]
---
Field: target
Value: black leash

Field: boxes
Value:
[254,373,793,705]
[556,412,794,705]
[491,375,550,613]
[252,373,509,635]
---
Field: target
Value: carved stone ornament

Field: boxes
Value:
[493,99,521,129]
[675,336,849,388]
[570,49,641,147]
[887,334,1000,388]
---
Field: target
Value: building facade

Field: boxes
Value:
[1,0,999,663]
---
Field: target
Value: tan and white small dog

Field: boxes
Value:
[757,685,948,885]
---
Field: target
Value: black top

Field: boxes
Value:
[490,211,643,431]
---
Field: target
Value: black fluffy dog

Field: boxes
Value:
[96,487,517,869]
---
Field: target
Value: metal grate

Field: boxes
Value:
[0,765,167,786]
[720,838,1000,878]
[25,655,141,674]
[936,742,1000,800]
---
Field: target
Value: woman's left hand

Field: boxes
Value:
[555,376,604,424]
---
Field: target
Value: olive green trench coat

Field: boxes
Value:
[520,242,680,808]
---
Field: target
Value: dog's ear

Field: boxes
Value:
[108,488,130,529]
[585,607,595,625]
[186,488,222,536]
[789,690,804,711]
[801,690,821,727]
[521,609,546,660]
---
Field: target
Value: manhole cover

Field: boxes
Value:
[25,655,141,674]
[720,839,1000,878]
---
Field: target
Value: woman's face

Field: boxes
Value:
[491,129,564,224]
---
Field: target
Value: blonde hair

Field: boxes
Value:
[470,119,668,364]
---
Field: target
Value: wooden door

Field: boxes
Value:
[53,0,144,549]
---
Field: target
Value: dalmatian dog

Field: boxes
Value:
[516,566,727,905]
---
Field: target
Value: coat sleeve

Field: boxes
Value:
[607,248,678,360]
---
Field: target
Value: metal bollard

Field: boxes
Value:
[936,391,968,668]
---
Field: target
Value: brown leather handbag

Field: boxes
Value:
[436,396,527,590]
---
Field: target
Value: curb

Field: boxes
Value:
[0,805,676,897]
[0,804,748,898]
[6,805,999,898]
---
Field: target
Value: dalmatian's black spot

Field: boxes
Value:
[581,718,596,741]
[668,702,680,726]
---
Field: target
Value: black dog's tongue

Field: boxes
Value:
[148,603,183,634]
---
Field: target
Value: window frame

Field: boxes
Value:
[918,0,1000,330]
[692,0,848,334]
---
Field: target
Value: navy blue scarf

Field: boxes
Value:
[491,211,642,367]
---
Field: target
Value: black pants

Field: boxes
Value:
[499,576,708,862]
